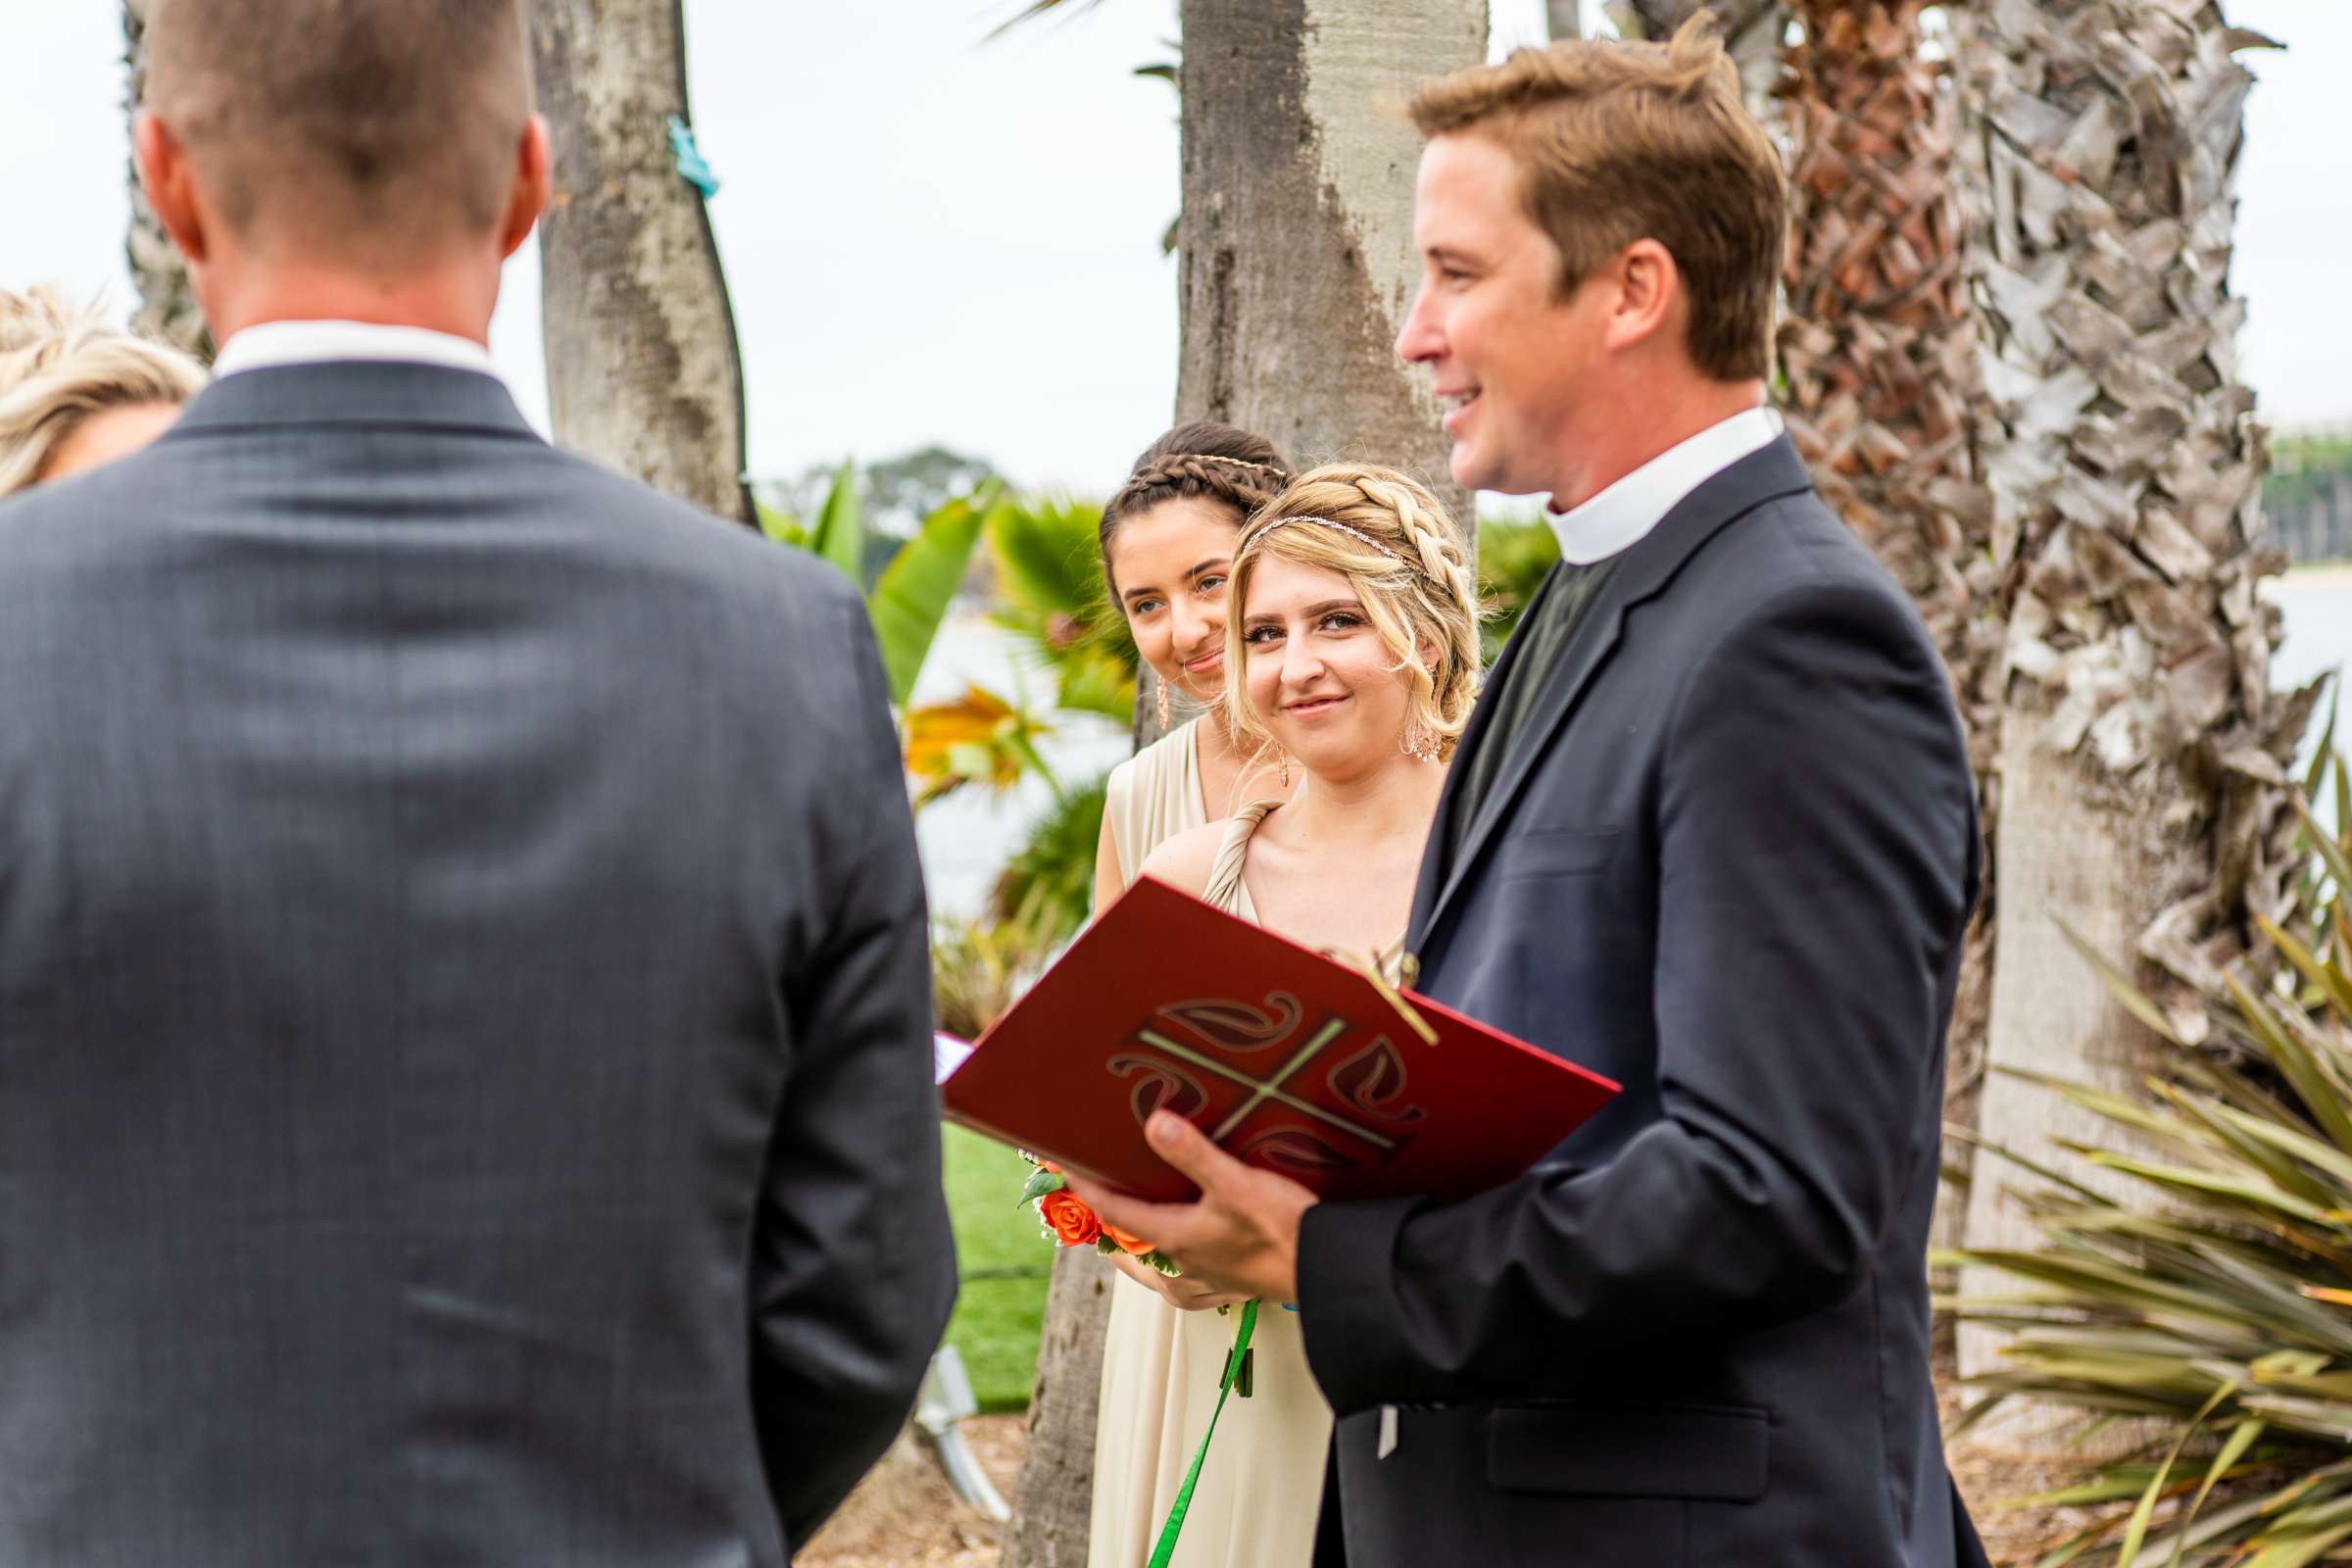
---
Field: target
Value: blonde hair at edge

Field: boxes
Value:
[0,287,208,497]
[1222,464,1482,760]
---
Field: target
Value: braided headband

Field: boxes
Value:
[1177,453,1286,476]
[1246,513,1407,564]
[1109,452,1290,514]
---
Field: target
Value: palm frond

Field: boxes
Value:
[988,774,1107,949]
[1952,758,2352,1561]
[983,0,1107,42]
[985,495,1138,720]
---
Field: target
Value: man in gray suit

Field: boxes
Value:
[0,2,955,1562]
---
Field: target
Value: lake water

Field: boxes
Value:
[911,572,2352,920]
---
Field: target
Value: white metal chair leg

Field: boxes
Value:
[914,1345,1010,1522]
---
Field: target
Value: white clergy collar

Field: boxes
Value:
[1546,405,1784,565]
[213,318,504,384]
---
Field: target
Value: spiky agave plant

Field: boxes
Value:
[1948,741,2352,1566]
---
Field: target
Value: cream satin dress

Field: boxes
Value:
[1092,736,1333,1568]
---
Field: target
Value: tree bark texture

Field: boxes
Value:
[1002,1246,1115,1568]
[121,0,208,360]
[530,0,753,524]
[1004,7,1488,1561]
[1775,0,1998,1333]
[1171,0,1486,519]
[1953,0,2309,1388]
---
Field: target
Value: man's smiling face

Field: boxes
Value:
[1395,132,1609,501]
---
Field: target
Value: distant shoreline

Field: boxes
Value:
[2272,563,2352,598]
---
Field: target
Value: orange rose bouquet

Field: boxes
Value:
[1019,1157,1181,1275]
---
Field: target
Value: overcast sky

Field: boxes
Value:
[2,0,2343,495]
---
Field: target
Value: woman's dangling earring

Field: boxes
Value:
[1155,677,1172,732]
[1279,751,1292,789]
[1402,714,1442,763]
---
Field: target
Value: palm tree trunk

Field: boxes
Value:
[121,0,208,360]
[1775,0,1997,1360]
[1953,0,2308,1402]
[1168,1,1482,501]
[529,0,754,524]
[1002,6,1487,1562]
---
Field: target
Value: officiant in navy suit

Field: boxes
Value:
[1077,20,1991,1567]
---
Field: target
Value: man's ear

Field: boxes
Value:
[499,115,553,261]
[1603,238,1680,355]
[133,111,210,266]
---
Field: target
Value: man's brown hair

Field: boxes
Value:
[143,0,532,264]
[1408,15,1785,382]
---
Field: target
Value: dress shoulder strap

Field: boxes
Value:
[1200,798,1283,917]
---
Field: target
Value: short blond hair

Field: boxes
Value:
[1407,15,1786,381]
[0,287,207,496]
[1223,465,1481,760]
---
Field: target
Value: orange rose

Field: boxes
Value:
[1038,1188,1102,1248]
[1102,1222,1155,1257]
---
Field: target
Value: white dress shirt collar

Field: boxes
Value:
[212,318,503,384]
[1547,406,1784,565]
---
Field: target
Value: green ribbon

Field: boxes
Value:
[1148,1298,1259,1568]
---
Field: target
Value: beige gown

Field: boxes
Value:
[1091,780,1335,1568]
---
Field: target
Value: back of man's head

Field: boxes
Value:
[1408,16,1786,384]
[143,0,533,270]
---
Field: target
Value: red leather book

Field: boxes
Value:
[941,876,1621,1203]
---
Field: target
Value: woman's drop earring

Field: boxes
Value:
[1402,715,1442,763]
[1279,751,1292,789]
[1156,678,1172,732]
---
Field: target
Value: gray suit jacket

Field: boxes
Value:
[0,363,956,1565]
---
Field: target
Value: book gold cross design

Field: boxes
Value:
[941,876,1620,1205]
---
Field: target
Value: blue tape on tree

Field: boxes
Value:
[667,116,719,200]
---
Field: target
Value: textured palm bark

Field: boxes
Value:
[1170,0,1483,511]
[1003,1247,1114,1568]
[530,0,753,524]
[121,0,209,360]
[1776,0,1998,1326]
[1952,0,2307,1391]
[1003,5,1488,1561]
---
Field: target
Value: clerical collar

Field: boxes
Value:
[212,318,504,385]
[1546,406,1783,565]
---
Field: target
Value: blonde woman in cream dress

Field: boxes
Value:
[1095,462,1482,1568]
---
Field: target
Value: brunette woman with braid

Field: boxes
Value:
[1089,421,1298,924]
[1092,463,1481,1568]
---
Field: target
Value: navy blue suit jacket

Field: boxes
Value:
[1297,438,1988,1567]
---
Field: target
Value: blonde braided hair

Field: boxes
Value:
[0,286,207,497]
[1223,463,1482,759]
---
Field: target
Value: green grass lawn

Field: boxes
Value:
[942,1124,1054,1412]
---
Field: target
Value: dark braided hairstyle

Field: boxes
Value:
[1099,421,1294,596]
